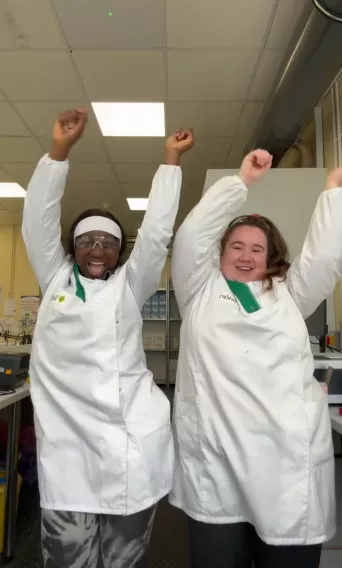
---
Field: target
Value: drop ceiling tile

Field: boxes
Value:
[0,197,25,211]
[53,0,163,49]
[182,137,231,166]
[0,163,36,187]
[73,51,164,101]
[0,0,65,49]
[167,0,275,49]
[266,0,307,49]
[236,102,264,138]
[0,137,44,162]
[61,201,88,230]
[0,103,32,136]
[249,49,285,101]
[13,102,101,138]
[61,191,87,216]
[67,163,117,183]
[226,137,249,167]
[121,181,154,198]
[168,51,259,101]
[181,160,225,186]
[105,138,165,163]
[0,52,85,101]
[167,102,243,137]
[81,192,124,212]
[39,136,108,163]
[64,187,132,229]
[115,162,160,183]
[66,182,121,207]
[0,166,14,182]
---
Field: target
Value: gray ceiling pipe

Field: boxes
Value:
[246,0,342,166]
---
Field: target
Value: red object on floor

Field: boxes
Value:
[339,408,342,416]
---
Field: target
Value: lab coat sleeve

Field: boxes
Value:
[287,186,342,319]
[127,164,182,308]
[22,154,67,294]
[172,175,248,314]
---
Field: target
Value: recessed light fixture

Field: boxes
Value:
[127,198,149,211]
[0,183,26,198]
[92,102,165,137]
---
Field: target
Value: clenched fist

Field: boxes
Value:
[326,168,342,190]
[165,128,194,165]
[239,149,273,188]
[50,108,88,161]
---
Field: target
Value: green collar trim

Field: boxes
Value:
[73,264,86,303]
[226,279,260,313]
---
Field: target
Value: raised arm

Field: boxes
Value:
[287,168,342,319]
[22,108,88,293]
[172,150,273,314]
[127,129,194,307]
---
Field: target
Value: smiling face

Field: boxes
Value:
[74,231,121,280]
[220,224,268,283]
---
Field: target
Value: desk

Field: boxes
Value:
[0,384,30,560]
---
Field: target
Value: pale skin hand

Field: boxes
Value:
[164,128,195,166]
[239,149,273,188]
[326,168,342,190]
[49,108,88,162]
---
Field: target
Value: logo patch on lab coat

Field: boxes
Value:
[51,294,66,303]
[219,294,237,304]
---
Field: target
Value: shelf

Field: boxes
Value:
[143,318,166,321]
[170,318,181,321]
[157,288,167,292]
[145,349,166,352]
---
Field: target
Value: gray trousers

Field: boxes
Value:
[41,506,156,568]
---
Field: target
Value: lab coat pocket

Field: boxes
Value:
[313,457,336,537]
[136,423,174,496]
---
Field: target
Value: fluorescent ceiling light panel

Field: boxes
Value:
[92,102,165,136]
[0,183,26,197]
[127,198,148,211]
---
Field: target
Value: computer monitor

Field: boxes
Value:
[305,300,327,338]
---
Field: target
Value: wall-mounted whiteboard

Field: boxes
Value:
[203,168,327,261]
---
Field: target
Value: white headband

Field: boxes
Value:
[74,216,122,244]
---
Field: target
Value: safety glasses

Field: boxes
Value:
[75,234,120,251]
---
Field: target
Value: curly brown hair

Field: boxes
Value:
[220,214,290,290]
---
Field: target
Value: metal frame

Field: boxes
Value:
[316,73,342,169]
[315,72,342,332]
[334,79,342,166]
[3,400,21,560]
[166,273,170,387]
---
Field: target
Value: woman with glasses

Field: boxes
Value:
[22,108,194,568]
[170,149,342,568]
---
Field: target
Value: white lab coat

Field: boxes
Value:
[22,155,181,515]
[170,174,342,545]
